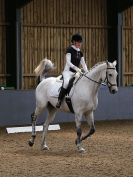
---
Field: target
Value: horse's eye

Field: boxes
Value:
[109,74,112,77]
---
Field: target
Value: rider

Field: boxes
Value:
[56,33,88,108]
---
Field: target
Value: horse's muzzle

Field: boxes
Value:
[110,87,118,94]
[111,89,117,94]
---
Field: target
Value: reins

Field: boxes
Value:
[81,72,106,86]
[79,65,117,87]
[68,62,117,99]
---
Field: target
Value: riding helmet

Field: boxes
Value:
[71,33,83,43]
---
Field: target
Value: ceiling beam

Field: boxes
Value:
[16,0,33,9]
[118,0,133,12]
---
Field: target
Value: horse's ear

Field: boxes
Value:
[106,60,110,67]
[113,60,117,67]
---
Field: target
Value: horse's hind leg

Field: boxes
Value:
[41,104,56,150]
[28,112,36,146]
[28,106,44,147]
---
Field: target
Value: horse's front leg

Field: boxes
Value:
[75,114,85,153]
[28,112,37,146]
[81,111,95,141]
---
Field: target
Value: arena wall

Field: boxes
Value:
[0,87,133,126]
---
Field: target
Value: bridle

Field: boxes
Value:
[80,63,117,88]
[104,67,117,88]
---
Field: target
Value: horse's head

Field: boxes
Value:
[104,60,118,94]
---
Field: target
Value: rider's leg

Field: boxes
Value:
[56,71,71,108]
[56,87,67,108]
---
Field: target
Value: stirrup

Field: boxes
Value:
[56,100,61,108]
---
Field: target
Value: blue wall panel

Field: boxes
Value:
[0,87,133,126]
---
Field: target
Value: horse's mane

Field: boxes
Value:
[88,61,106,72]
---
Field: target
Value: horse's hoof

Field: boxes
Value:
[77,146,86,153]
[87,136,91,140]
[28,140,34,147]
[41,145,49,151]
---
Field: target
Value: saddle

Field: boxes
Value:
[57,75,78,94]
[65,74,82,113]
[56,72,81,94]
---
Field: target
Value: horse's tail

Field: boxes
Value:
[34,58,55,77]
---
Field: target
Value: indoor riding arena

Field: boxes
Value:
[0,0,133,177]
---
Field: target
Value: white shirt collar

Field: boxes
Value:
[71,45,80,51]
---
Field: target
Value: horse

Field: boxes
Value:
[28,58,118,153]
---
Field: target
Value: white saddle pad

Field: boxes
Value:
[49,79,63,97]
[49,74,78,98]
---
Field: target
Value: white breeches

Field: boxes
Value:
[62,70,75,89]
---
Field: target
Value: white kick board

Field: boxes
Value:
[6,124,60,134]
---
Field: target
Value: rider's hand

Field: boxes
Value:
[76,68,82,73]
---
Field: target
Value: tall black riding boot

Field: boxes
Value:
[56,87,67,108]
